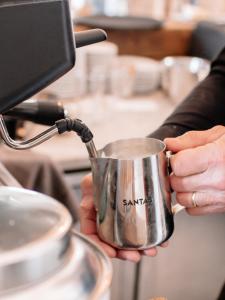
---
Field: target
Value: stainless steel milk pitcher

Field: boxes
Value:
[90,138,183,250]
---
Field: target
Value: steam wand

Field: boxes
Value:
[0,115,98,158]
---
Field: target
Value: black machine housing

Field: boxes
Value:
[0,0,75,113]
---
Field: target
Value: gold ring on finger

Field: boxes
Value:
[191,191,198,207]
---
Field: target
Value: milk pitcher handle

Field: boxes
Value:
[166,151,185,215]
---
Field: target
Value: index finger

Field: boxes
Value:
[170,142,217,176]
[165,126,225,152]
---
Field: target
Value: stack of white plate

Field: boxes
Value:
[110,55,161,97]
[132,56,161,94]
[42,42,118,99]
[84,41,119,94]
[43,48,87,99]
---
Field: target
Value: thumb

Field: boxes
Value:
[164,125,225,152]
[81,173,93,196]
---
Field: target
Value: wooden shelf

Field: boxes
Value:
[75,21,194,59]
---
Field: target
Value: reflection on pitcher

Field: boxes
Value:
[90,138,182,250]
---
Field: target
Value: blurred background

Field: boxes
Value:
[71,0,225,20]
[3,1,225,300]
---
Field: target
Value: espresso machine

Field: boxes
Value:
[0,1,112,299]
[0,0,106,151]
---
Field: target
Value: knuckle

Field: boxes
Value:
[170,175,177,189]
[212,134,225,163]
[206,164,225,190]
[204,193,214,206]
[176,193,188,206]
[170,154,179,175]
[204,193,223,206]
[214,174,225,190]
[80,200,87,211]
[206,142,222,165]
[171,153,184,176]
[170,176,185,192]
[80,195,94,211]
[187,206,204,216]
[212,125,224,133]
[186,208,196,216]
[183,130,195,139]
[212,125,225,134]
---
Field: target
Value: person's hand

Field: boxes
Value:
[165,125,225,215]
[80,174,168,262]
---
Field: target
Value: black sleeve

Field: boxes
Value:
[149,47,225,140]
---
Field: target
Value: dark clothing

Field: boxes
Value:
[149,48,225,300]
[218,283,225,300]
[149,48,225,140]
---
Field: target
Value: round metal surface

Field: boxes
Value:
[1,231,112,300]
[0,187,72,293]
